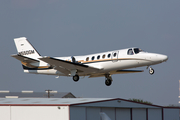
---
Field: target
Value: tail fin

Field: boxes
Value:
[14,37,41,59]
[12,37,53,73]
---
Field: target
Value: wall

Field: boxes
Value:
[70,106,179,120]
[116,108,131,120]
[163,108,179,120]
[0,106,11,120]
[0,106,69,120]
[148,108,162,120]
[0,105,179,120]
[132,108,146,120]
[70,106,86,120]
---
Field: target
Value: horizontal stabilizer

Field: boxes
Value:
[11,54,39,63]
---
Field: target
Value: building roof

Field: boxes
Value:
[0,98,110,105]
[0,91,76,98]
[0,98,174,109]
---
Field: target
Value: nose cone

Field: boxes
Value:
[157,54,168,62]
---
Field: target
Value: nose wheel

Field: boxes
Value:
[149,67,155,75]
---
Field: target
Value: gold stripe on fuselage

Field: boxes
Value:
[80,58,151,64]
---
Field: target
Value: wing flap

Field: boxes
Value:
[110,70,144,74]
[39,57,100,74]
[89,70,144,78]
[11,54,39,63]
[89,73,105,78]
[53,66,70,75]
[116,70,144,73]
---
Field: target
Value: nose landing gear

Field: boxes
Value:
[149,67,155,75]
[147,66,155,75]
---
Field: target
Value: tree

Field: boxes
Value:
[129,98,153,105]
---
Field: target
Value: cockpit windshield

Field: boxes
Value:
[134,48,143,54]
[127,48,143,55]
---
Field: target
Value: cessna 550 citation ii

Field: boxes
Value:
[11,37,168,86]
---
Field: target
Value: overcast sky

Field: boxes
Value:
[0,0,180,106]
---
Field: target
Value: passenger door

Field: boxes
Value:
[111,51,119,62]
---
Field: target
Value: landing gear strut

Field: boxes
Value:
[73,75,79,82]
[105,74,113,86]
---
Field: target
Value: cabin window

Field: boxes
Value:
[97,55,100,59]
[92,56,95,60]
[108,54,111,58]
[113,53,117,57]
[102,54,106,59]
[127,49,134,55]
[86,57,89,61]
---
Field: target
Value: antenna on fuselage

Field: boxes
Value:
[71,56,76,63]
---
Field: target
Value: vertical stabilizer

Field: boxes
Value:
[14,37,41,59]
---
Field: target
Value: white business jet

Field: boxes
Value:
[11,37,168,86]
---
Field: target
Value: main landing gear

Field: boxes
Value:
[148,66,155,75]
[73,75,79,82]
[105,74,113,86]
[71,69,79,82]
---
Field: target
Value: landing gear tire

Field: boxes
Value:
[105,79,112,86]
[73,75,79,82]
[105,74,113,86]
[149,68,154,75]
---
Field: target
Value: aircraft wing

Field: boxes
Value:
[89,70,144,78]
[11,54,39,63]
[39,57,100,74]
